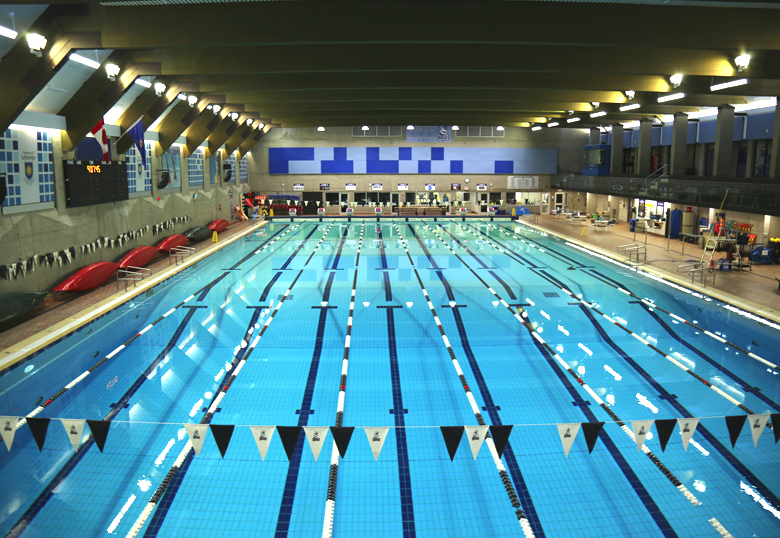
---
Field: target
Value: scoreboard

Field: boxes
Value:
[64,161,129,208]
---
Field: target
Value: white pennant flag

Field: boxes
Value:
[250,426,275,460]
[304,201,309,206]
[184,424,209,456]
[303,427,328,461]
[631,420,654,451]
[557,423,580,457]
[677,418,699,451]
[60,419,86,451]
[1,417,18,451]
[750,414,770,447]
[465,426,489,460]
[365,427,389,461]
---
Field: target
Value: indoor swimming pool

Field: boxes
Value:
[1,218,779,538]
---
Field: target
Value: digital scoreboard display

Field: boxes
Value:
[64,161,129,208]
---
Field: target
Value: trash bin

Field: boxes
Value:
[629,219,637,232]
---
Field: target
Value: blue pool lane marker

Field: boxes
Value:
[392,222,538,538]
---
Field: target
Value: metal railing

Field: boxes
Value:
[169,246,196,265]
[687,266,717,287]
[617,243,647,265]
[518,213,538,225]
[116,266,153,291]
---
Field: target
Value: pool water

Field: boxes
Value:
[1,218,779,538]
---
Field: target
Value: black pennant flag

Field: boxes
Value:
[655,419,677,452]
[87,420,111,452]
[277,426,302,461]
[440,426,463,461]
[581,422,604,454]
[210,425,235,458]
[726,415,747,448]
[330,427,355,458]
[773,414,780,444]
[489,425,513,459]
[27,417,50,452]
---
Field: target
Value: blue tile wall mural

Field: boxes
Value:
[188,147,204,187]
[1,128,55,208]
[269,147,557,175]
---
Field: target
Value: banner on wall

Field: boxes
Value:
[345,183,356,190]
[406,126,451,143]
[397,183,408,191]
[293,184,304,191]
[161,145,182,189]
[0,128,55,209]
[371,183,383,191]
[425,183,435,191]
[319,183,330,191]
[507,176,539,190]
[477,184,487,191]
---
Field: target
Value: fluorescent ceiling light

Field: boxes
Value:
[590,111,607,118]
[406,125,414,130]
[622,121,640,128]
[69,53,101,69]
[658,93,685,103]
[686,108,719,120]
[735,54,750,70]
[496,125,504,131]
[0,25,18,40]
[567,117,580,123]
[531,126,542,131]
[451,125,459,130]
[547,122,559,127]
[619,103,641,111]
[134,78,152,88]
[734,97,776,113]
[710,78,748,91]
[317,126,325,131]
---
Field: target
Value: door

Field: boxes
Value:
[479,193,488,213]
[391,193,400,210]
[302,192,321,215]
[555,192,565,212]
[340,192,349,213]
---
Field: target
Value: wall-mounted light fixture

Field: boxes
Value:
[105,64,120,81]
[212,104,221,114]
[317,126,325,131]
[154,83,166,96]
[187,95,198,107]
[734,54,750,71]
[625,90,635,99]
[27,33,46,56]
[669,74,683,87]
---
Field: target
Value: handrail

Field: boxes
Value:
[116,266,153,291]
[642,164,669,190]
[617,243,637,252]
[169,245,196,265]
[688,266,716,287]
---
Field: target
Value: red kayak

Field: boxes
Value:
[207,219,229,233]
[156,235,190,252]
[117,246,159,269]
[53,262,120,292]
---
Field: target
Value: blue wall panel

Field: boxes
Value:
[652,126,661,147]
[687,123,698,144]
[698,120,717,144]
[733,116,744,141]
[660,126,672,146]
[745,112,774,140]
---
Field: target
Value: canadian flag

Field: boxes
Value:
[90,118,110,162]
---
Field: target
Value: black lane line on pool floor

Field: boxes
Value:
[406,225,454,301]
[376,223,393,301]
[5,306,206,538]
[260,226,319,301]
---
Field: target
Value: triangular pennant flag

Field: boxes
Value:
[184,424,209,456]
[1,417,19,451]
[87,420,110,452]
[749,414,769,447]
[581,422,604,454]
[27,417,50,452]
[441,426,463,461]
[303,427,328,461]
[655,419,677,452]
[330,427,355,458]
[726,415,747,448]
[250,426,275,460]
[277,426,302,461]
[465,426,489,459]
[60,419,86,451]
[364,427,389,461]
[677,418,699,451]
[772,414,780,444]
[557,423,580,457]
[488,425,513,459]
[210,424,235,458]
[631,420,654,451]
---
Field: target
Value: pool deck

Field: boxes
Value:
[1,214,778,368]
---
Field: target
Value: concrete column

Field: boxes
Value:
[180,148,190,196]
[670,113,688,176]
[696,144,707,176]
[610,124,623,175]
[770,103,780,179]
[589,128,601,145]
[745,140,757,178]
[635,118,653,176]
[713,104,735,177]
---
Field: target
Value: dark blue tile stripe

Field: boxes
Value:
[435,224,488,269]
[260,272,283,301]
[406,225,455,301]
[578,304,780,511]
[5,307,204,538]
[197,272,229,300]
[493,222,585,267]
[449,308,544,536]
[384,306,416,538]
[281,226,319,270]
[487,271,517,301]
[377,223,390,269]
[331,225,349,270]
[228,224,290,270]
[462,223,541,267]
[384,271,392,301]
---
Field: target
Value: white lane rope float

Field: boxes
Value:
[393,221,536,538]
[422,221,701,507]
[321,221,364,538]
[125,222,336,538]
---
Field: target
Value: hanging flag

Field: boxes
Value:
[210,424,235,459]
[725,415,747,448]
[87,420,111,452]
[330,427,355,458]
[364,427,389,461]
[488,425,512,459]
[772,414,780,444]
[557,423,580,457]
[677,418,699,451]
[749,414,769,447]
[27,417,50,452]
[440,426,463,461]
[303,427,328,461]
[90,117,110,161]
[654,419,677,452]
[184,424,209,456]
[1,417,18,451]
[465,425,489,460]
[250,426,275,460]
[631,420,654,451]
[581,422,604,454]
[60,419,86,452]
[126,118,147,169]
[277,426,302,461]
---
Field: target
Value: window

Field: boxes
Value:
[355,192,378,205]
[754,140,772,178]
[455,126,505,138]
[126,142,153,193]
[352,126,403,137]
[239,155,248,182]
[188,147,204,187]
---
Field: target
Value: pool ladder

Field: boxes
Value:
[169,246,196,265]
[617,243,647,265]
[116,266,153,291]
[677,262,717,287]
